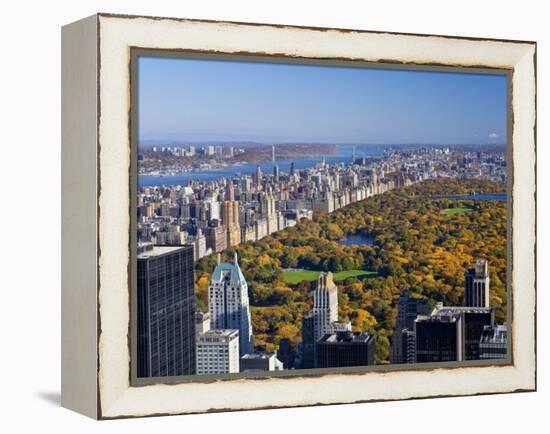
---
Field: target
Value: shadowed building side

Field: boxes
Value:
[391,290,430,364]
[479,324,508,359]
[415,303,494,363]
[137,244,196,377]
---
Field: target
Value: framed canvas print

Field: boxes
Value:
[61,13,536,419]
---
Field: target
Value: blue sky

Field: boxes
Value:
[138,56,507,145]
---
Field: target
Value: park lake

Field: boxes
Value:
[337,233,375,246]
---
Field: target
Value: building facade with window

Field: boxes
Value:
[464,259,490,308]
[196,329,240,375]
[137,244,196,377]
[208,253,254,357]
[479,324,508,359]
[316,331,376,368]
[415,303,494,363]
[391,290,430,364]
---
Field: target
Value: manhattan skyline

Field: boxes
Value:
[138,56,508,145]
[135,55,509,376]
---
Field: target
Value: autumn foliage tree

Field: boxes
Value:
[194,178,507,363]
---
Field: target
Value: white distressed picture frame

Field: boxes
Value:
[61,13,536,419]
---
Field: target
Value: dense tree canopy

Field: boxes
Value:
[195,178,507,363]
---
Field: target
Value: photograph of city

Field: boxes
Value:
[134,56,509,379]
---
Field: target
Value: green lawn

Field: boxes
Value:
[441,206,471,216]
[282,269,376,285]
[282,270,320,284]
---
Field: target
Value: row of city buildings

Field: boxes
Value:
[149,144,243,158]
[135,146,508,378]
[136,239,505,379]
[137,146,506,264]
[137,150,421,264]
[136,241,377,378]
[292,258,507,371]
[137,243,283,378]
[391,259,507,364]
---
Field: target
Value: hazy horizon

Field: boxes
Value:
[139,140,507,147]
[138,56,508,146]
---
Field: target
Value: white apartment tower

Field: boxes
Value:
[312,272,339,342]
[208,253,254,356]
[196,329,240,375]
[193,228,207,261]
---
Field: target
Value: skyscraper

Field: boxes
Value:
[208,253,254,357]
[273,164,280,183]
[221,200,239,227]
[301,272,351,368]
[277,338,297,369]
[221,200,241,247]
[415,309,463,363]
[300,313,315,369]
[204,221,227,253]
[255,165,262,188]
[415,303,494,363]
[225,178,235,201]
[391,290,430,364]
[312,272,339,342]
[462,308,494,360]
[272,144,280,183]
[137,244,196,377]
[464,259,490,307]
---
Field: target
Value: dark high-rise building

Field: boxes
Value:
[399,329,417,364]
[479,324,508,359]
[137,244,196,377]
[464,259,490,307]
[300,313,315,369]
[463,309,494,360]
[278,338,297,369]
[316,331,376,368]
[415,309,463,363]
[415,303,494,363]
[391,291,430,364]
[240,353,284,372]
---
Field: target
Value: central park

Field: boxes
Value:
[194,178,507,364]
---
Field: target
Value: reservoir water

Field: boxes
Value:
[338,234,375,246]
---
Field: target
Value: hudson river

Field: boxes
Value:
[138,144,388,187]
